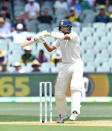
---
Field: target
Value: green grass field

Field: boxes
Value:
[0,102,112,131]
[0,125,112,131]
[0,102,112,121]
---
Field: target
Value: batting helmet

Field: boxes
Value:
[58,19,72,34]
[58,19,72,27]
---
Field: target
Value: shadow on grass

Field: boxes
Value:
[0,115,112,122]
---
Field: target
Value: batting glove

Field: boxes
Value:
[34,30,50,40]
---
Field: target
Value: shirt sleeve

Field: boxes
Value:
[69,32,80,43]
[35,3,40,11]
[52,39,60,48]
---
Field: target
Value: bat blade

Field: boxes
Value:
[21,39,38,47]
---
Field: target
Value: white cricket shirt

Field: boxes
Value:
[25,2,40,18]
[52,32,81,63]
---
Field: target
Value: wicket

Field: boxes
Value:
[39,82,52,123]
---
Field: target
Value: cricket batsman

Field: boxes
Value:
[22,19,83,123]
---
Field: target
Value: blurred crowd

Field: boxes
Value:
[1,0,112,34]
[0,0,112,73]
[0,45,62,73]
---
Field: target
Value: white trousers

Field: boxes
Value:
[55,60,83,117]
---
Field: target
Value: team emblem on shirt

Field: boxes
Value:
[61,21,64,25]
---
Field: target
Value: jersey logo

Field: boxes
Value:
[61,21,64,25]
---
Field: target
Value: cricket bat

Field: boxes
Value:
[21,30,49,47]
[21,38,39,47]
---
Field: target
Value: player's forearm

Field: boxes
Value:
[43,42,56,52]
[50,32,71,40]
[50,32,64,40]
